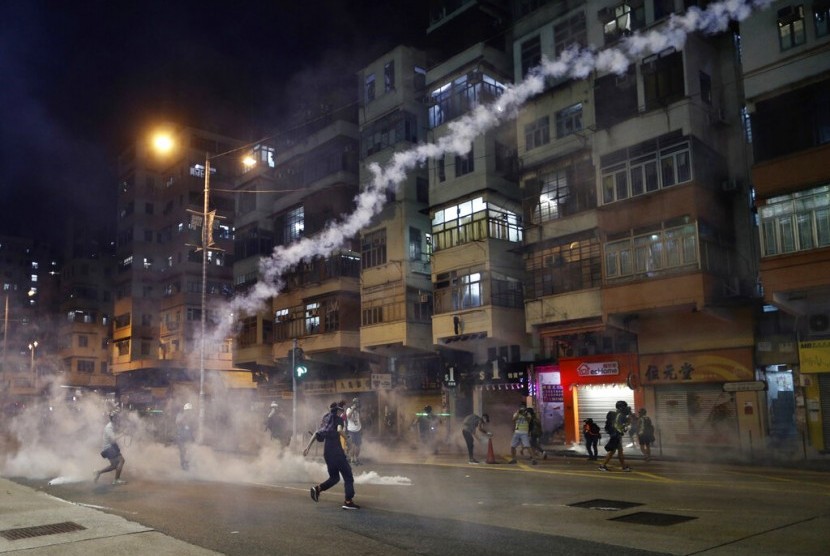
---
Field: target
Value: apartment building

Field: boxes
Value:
[425,1,532,430]
[357,46,437,437]
[742,0,830,452]
[57,226,116,395]
[511,0,762,458]
[113,126,246,410]
[0,235,58,402]
[233,82,366,431]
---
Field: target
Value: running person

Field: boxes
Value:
[94,411,127,485]
[304,402,359,510]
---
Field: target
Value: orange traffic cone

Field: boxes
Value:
[486,436,497,464]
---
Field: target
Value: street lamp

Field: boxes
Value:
[28,340,38,388]
[153,131,255,443]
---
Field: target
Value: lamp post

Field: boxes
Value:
[28,340,38,389]
[153,131,255,443]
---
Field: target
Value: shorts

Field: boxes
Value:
[510,431,531,449]
[348,430,362,446]
[100,443,121,460]
[604,436,621,452]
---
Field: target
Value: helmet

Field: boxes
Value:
[615,400,628,411]
[352,397,360,405]
[183,402,193,411]
[270,401,279,408]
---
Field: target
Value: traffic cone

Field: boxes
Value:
[486,437,497,464]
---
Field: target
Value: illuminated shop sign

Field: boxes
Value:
[576,361,619,376]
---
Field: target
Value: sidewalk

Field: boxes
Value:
[0,477,218,555]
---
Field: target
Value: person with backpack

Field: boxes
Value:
[303,402,359,510]
[582,418,601,461]
[637,408,655,461]
[598,400,632,472]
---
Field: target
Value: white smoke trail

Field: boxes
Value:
[217,0,771,332]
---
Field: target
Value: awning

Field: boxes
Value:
[539,319,604,338]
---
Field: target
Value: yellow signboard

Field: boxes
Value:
[798,340,830,373]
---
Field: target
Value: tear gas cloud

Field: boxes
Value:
[1,0,770,484]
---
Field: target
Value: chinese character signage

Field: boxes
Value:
[640,348,753,384]
[541,383,563,403]
[336,377,373,392]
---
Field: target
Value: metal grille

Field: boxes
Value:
[610,511,696,526]
[0,521,86,541]
[568,499,643,511]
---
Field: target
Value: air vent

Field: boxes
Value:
[808,313,830,335]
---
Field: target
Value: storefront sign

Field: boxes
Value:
[799,340,830,374]
[302,380,336,395]
[640,348,753,383]
[576,361,619,377]
[371,373,392,390]
[723,381,767,392]
[336,377,373,392]
[541,383,563,402]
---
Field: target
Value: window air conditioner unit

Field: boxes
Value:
[808,313,830,335]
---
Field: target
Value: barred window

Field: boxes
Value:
[525,117,550,151]
[361,229,387,269]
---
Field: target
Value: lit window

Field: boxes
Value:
[778,5,806,50]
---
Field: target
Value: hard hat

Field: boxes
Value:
[184,402,193,411]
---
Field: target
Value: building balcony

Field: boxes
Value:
[525,288,602,331]
[432,304,527,352]
[759,247,830,316]
[752,143,830,200]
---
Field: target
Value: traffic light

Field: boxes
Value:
[293,347,307,378]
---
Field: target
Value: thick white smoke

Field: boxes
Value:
[221,0,771,327]
[1,0,772,485]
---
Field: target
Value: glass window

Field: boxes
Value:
[816,2,830,37]
[555,104,583,138]
[521,35,541,77]
[285,206,304,242]
[525,116,550,150]
[384,61,395,92]
[365,73,376,102]
[361,229,387,269]
[778,5,806,51]
[554,11,587,56]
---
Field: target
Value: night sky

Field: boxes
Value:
[0,0,427,247]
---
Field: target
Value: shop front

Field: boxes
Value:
[798,339,830,452]
[640,347,762,459]
[538,353,639,446]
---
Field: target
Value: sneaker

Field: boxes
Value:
[508,459,517,464]
[310,486,320,502]
[342,500,360,510]
[598,465,609,472]
[622,466,632,472]
[112,479,127,485]
[468,458,480,464]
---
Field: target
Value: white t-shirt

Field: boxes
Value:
[346,406,361,433]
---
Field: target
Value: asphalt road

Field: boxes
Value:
[17,455,830,556]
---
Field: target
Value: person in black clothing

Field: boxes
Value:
[304,402,359,510]
[583,418,601,461]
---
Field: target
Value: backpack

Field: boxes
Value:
[588,422,600,436]
[315,411,340,442]
[641,416,654,437]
